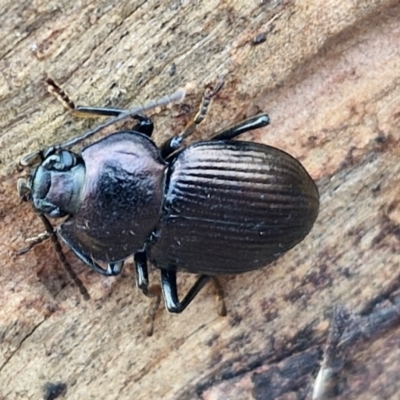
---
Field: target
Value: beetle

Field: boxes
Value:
[18,79,319,314]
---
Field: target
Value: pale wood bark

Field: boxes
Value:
[1,1,400,399]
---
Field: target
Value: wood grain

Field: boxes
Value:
[1,1,400,399]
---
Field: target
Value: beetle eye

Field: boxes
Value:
[42,151,77,171]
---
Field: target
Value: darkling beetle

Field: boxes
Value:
[18,79,319,315]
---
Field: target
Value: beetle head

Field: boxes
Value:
[18,149,85,218]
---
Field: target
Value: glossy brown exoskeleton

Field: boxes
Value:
[19,80,319,313]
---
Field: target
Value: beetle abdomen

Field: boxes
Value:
[149,141,319,275]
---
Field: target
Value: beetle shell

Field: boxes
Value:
[149,140,319,275]
[59,132,166,262]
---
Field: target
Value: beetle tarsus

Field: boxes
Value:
[47,77,126,118]
[187,80,224,131]
[312,305,351,400]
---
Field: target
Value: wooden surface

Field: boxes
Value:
[1,0,400,399]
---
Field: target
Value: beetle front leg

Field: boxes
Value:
[60,229,122,277]
[47,77,125,118]
[160,81,224,158]
[72,104,154,137]
[71,110,154,137]
[46,77,154,136]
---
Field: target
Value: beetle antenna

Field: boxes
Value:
[38,213,90,300]
[54,87,186,150]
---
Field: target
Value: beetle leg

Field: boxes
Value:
[71,106,128,117]
[160,81,224,158]
[210,113,270,141]
[60,232,120,277]
[134,251,163,336]
[74,109,154,136]
[50,85,184,150]
[160,271,227,314]
[46,77,154,136]
[47,77,125,118]
[16,230,50,255]
[160,270,211,313]
[134,251,150,292]
[38,214,90,300]
[72,108,154,137]
[134,251,161,297]
[176,81,224,138]
[74,251,120,276]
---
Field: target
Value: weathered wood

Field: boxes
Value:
[1,0,400,399]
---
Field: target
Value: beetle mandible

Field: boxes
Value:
[18,79,319,314]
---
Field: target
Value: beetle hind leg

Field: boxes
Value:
[160,271,227,315]
[161,270,210,313]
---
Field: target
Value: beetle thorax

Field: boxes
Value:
[58,132,167,262]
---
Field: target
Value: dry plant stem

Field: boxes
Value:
[312,306,351,400]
